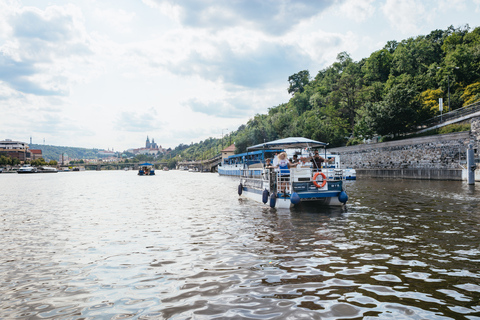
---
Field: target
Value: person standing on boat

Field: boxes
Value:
[291,154,299,164]
[304,150,333,171]
[275,152,297,193]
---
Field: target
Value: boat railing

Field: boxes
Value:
[273,166,344,194]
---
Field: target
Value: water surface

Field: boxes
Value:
[1,171,479,319]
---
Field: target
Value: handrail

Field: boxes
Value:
[420,101,480,128]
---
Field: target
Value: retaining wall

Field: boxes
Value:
[327,118,480,180]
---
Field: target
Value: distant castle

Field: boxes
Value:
[145,136,159,149]
[126,136,164,155]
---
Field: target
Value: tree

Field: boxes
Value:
[287,70,310,95]
[363,49,393,83]
[418,88,445,120]
[358,85,419,137]
[461,82,480,106]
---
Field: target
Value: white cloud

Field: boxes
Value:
[0,3,97,96]
[382,0,430,35]
[143,0,338,35]
[339,0,376,22]
[92,8,135,34]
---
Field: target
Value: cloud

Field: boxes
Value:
[382,0,430,35]
[184,97,253,119]
[0,4,95,96]
[129,29,312,90]
[339,0,376,22]
[115,109,164,132]
[145,0,338,35]
[93,7,135,34]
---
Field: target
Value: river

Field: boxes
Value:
[1,170,479,319]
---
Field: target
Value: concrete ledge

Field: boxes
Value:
[357,168,463,180]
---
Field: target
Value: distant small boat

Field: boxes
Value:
[138,163,155,176]
[37,166,58,173]
[17,165,37,174]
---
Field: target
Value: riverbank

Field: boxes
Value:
[328,118,480,181]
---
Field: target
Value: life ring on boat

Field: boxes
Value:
[313,172,327,188]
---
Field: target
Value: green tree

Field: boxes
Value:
[287,70,310,95]
[363,49,393,83]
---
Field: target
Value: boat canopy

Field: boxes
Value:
[139,162,154,166]
[226,149,284,160]
[247,137,327,151]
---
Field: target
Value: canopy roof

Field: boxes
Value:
[139,162,154,166]
[247,137,327,151]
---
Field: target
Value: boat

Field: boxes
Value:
[138,163,155,175]
[219,147,356,180]
[237,137,349,208]
[17,164,37,174]
[218,149,283,177]
[37,166,58,173]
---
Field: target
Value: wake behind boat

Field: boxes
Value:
[237,137,348,208]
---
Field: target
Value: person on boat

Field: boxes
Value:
[275,152,297,193]
[264,158,273,168]
[291,154,299,164]
[303,150,334,171]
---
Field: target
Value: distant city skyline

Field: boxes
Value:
[1,0,479,151]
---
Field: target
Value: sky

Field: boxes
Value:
[1,0,479,152]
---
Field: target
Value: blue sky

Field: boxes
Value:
[1,0,479,151]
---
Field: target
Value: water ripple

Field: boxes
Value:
[1,173,479,319]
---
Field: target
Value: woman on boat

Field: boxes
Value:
[275,152,297,193]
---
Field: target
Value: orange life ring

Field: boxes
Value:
[313,172,327,188]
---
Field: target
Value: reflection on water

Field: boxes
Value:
[1,172,479,319]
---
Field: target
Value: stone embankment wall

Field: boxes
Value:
[328,117,480,180]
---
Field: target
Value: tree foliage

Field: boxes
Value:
[161,25,480,159]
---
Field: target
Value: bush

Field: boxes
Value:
[346,137,364,146]
[438,123,471,134]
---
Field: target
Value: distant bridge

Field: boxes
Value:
[177,154,222,172]
[60,161,168,171]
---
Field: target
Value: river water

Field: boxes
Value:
[1,170,479,319]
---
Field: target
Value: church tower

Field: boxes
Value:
[146,136,151,148]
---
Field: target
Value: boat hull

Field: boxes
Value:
[240,178,346,208]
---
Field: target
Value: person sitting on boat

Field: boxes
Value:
[303,150,333,171]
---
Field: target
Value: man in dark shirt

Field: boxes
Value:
[308,150,333,171]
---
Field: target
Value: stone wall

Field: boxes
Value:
[327,123,480,180]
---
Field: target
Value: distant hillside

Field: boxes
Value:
[29,144,104,161]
